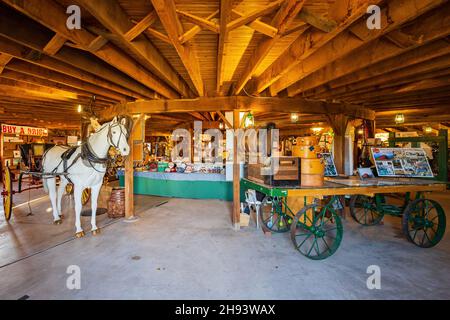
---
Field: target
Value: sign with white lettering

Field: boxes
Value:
[1,124,48,137]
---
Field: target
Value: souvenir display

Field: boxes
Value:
[371,148,434,178]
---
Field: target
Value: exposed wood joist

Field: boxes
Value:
[335,67,450,100]
[151,0,205,96]
[2,0,179,98]
[226,0,285,32]
[5,59,123,102]
[273,0,447,96]
[0,69,117,103]
[101,97,375,120]
[290,3,450,97]
[306,39,450,99]
[252,0,382,94]
[231,9,278,38]
[42,33,66,56]
[297,7,337,33]
[217,0,232,93]
[179,10,219,44]
[0,52,12,74]
[77,0,192,98]
[0,5,156,100]
[233,0,306,95]
[176,10,220,34]
[124,11,158,42]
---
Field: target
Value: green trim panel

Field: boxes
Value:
[119,176,233,201]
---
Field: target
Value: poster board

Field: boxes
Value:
[371,148,434,178]
[320,153,338,177]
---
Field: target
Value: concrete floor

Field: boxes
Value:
[1,186,450,300]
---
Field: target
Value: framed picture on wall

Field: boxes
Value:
[13,150,21,158]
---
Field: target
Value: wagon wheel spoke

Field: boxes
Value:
[296,233,312,250]
[322,238,332,253]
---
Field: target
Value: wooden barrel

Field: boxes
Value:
[107,187,125,218]
[292,145,318,159]
[301,158,325,187]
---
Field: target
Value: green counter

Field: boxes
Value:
[118,171,233,201]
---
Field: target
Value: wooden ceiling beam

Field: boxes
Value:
[0,6,155,100]
[124,11,158,42]
[102,97,374,121]
[151,0,204,97]
[2,0,178,98]
[42,33,67,56]
[297,7,337,33]
[230,9,278,38]
[0,52,12,74]
[0,69,117,103]
[176,10,220,33]
[317,55,450,100]
[217,0,232,93]
[252,0,382,94]
[343,77,450,102]
[77,0,192,98]
[5,59,122,102]
[233,0,306,95]
[289,4,450,97]
[179,10,219,44]
[86,35,109,52]
[144,27,172,45]
[0,37,138,101]
[306,40,450,99]
[331,67,450,101]
[227,0,285,32]
[274,0,447,96]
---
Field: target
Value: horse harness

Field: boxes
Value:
[44,121,129,182]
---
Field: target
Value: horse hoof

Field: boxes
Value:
[53,219,62,225]
[92,228,101,236]
[75,231,85,238]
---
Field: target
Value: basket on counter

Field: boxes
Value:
[107,187,125,218]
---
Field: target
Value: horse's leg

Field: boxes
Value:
[57,176,68,219]
[73,183,84,238]
[47,178,61,224]
[90,183,102,235]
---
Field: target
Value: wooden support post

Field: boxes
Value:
[124,134,134,219]
[232,109,241,231]
[328,114,349,174]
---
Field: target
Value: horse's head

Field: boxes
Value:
[108,116,131,156]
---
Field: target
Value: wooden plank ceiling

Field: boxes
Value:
[0,0,449,132]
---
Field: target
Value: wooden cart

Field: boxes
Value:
[241,178,447,260]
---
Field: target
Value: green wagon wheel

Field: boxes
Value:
[259,197,291,233]
[81,188,91,206]
[402,199,446,248]
[2,167,13,221]
[291,204,343,260]
[350,195,384,226]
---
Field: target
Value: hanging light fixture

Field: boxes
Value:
[290,112,299,123]
[219,122,224,130]
[425,126,433,134]
[395,113,405,124]
[244,112,254,128]
[77,104,82,113]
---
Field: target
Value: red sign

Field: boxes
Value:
[1,124,48,137]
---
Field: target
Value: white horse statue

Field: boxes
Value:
[42,116,131,238]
